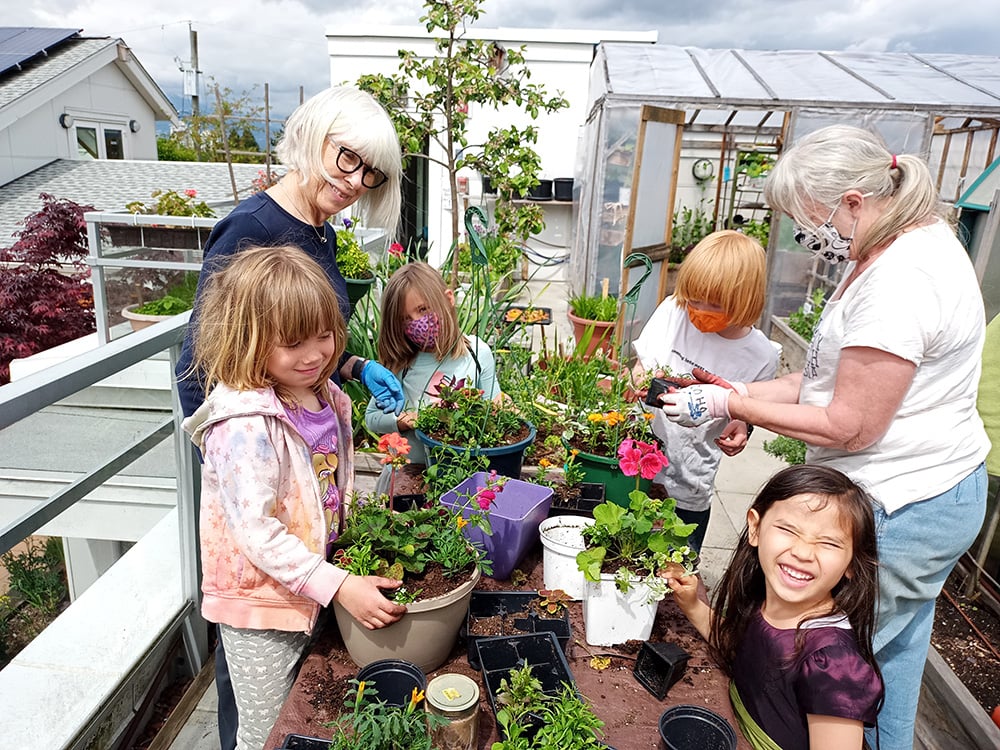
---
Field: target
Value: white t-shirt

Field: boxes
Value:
[633,298,778,510]
[800,220,989,513]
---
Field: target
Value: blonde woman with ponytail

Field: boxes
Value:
[660,125,989,750]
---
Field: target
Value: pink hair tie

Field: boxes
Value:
[891,154,898,169]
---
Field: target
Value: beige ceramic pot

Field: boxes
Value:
[333,567,480,672]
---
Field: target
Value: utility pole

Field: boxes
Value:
[189,25,200,119]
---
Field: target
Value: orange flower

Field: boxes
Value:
[456,516,469,529]
[409,687,425,708]
[538,458,552,469]
[378,432,411,467]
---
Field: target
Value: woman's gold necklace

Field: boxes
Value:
[280,181,327,242]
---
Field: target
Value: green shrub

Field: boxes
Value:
[133,272,198,315]
[763,435,807,465]
[787,288,826,341]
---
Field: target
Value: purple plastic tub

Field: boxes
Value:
[440,472,553,580]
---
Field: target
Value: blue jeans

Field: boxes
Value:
[675,505,710,553]
[864,464,986,750]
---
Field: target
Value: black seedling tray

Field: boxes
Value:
[463,591,571,670]
[277,735,329,750]
[476,632,576,717]
[547,482,605,518]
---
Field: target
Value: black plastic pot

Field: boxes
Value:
[548,482,605,518]
[633,641,690,700]
[278,735,330,750]
[528,179,553,201]
[463,591,571,670]
[355,658,427,707]
[658,704,737,750]
[553,177,574,201]
[391,493,427,511]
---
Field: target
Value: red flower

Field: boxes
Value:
[617,439,642,477]
[389,242,405,258]
[378,432,411,468]
[184,189,197,198]
[475,489,496,510]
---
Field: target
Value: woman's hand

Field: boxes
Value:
[396,410,418,431]
[660,384,733,426]
[333,575,406,630]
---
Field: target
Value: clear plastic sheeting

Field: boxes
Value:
[572,42,1000,332]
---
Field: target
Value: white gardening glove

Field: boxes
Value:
[660,384,733,427]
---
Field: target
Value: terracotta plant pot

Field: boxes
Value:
[567,310,615,359]
[332,567,480,672]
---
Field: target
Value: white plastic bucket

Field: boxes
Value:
[538,515,594,600]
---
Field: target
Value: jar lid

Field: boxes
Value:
[426,673,480,712]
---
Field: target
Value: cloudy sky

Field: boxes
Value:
[8,1,1000,122]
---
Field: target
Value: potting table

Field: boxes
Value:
[263,543,750,750]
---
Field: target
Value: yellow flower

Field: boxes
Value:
[570,449,579,457]
[357,680,366,701]
[539,458,552,469]
[410,687,425,709]
[604,411,624,426]
[456,516,469,529]
[587,413,603,423]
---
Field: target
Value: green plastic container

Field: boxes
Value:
[573,449,651,507]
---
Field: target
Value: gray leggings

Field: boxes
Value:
[219,624,310,750]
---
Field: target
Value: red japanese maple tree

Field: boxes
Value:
[0,193,96,384]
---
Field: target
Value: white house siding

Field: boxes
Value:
[327,26,655,266]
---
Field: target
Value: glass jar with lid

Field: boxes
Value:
[426,673,480,750]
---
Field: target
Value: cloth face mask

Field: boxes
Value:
[687,306,730,333]
[404,312,440,351]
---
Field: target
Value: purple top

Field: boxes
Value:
[285,401,341,547]
[732,610,882,749]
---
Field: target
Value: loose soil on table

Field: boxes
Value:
[930,567,1000,715]
[266,543,748,750]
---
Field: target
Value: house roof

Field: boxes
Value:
[0,159,279,246]
[590,44,1000,125]
[0,27,79,77]
[0,28,178,127]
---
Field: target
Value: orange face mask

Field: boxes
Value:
[687,306,730,333]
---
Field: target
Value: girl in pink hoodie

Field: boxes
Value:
[183,245,404,750]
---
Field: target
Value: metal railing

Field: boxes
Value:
[0,312,206,668]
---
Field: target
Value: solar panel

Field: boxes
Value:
[0,27,81,77]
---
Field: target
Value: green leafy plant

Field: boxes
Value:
[492,664,605,749]
[670,202,714,262]
[423,449,490,503]
[739,218,771,248]
[763,434,807,465]
[563,404,655,458]
[787,287,826,341]
[414,379,525,449]
[336,217,374,279]
[568,292,618,322]
[737,151,775,179]
[2,538,65,615]
[577,490,697,598]
[326,679,446,750]
[125,189,215,218]
[132,272,198,316]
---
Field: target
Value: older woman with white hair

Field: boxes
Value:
[178,85,405,420]
[175,85,407,750]
[660,125,989,750]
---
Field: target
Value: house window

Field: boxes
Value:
[73,121,128,160]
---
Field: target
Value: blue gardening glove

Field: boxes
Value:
[660,384,732,427]
[361,360,405,415]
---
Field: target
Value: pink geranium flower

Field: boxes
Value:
[617,438,669,486]
[389,242,405,258]
[184,188,197,198]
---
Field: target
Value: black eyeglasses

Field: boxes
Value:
[327,138,388,189]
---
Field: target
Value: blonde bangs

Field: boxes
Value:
[674,230,767,327]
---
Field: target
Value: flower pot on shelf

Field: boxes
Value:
[582,574,660,647]
[658,704,737,750]
[331,567,480,672]
[462,591,571,670]
[538,515,594,600]
[440,473,553,580]
[573,449,652,507]
[567,310,616,359]
[355,659,426,707]
[278,734,331,750]
[120,304,173,332]
[415,421,537,479]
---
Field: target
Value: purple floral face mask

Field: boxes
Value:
[404,312,440,351]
